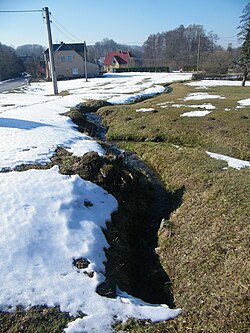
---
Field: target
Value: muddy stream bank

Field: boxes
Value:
[65,102,184,307]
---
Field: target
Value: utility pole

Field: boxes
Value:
[196,34,201,72]
[84,41,88,82]
[43,7,58,95]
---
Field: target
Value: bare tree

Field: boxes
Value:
[237,3,250,86]
[142,25,220,71]
[0,43,25,81]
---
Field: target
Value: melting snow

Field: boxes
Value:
[237,98,250,108]
[207,152,250,169]
[0,166,180,332]
[184,92,225,101]
[0,73,191,171]
[136,107,156,112]
[180,110,211,117]
[0,73,188,332]
[187,79,250,88]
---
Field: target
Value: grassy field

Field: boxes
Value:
[1,82,249,332]
[97,82,250,332]
[98,83,250,160]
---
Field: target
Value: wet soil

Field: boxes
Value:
[67,102,184,306]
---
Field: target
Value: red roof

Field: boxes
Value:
[103,51,131,65]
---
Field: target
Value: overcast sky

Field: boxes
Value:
[0,0,248,48]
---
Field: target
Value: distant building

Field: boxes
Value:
[44,42,100,80]
[103,51,136,72]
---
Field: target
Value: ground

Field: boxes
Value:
[97,80,250,332]
[0,74,249,332]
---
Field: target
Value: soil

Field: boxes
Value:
[64,99,184,305]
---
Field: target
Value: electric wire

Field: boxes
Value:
[50,14,84,43]
[51,23,77,43]
[0,10,42,13]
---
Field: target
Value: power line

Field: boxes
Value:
[50,14,83,43]
[0,10,42,13]
[52,23,77,43]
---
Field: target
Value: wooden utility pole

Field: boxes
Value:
[84,41,88,82]
[43,7,58,95]
[196,34,201,72]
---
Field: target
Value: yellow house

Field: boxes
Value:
[103,51,136,72]
[44,42,99,79]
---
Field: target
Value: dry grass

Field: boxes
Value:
[98,83,250,159]
[116,142,250,333]
[1,82,249,332]
[99,82,250,332]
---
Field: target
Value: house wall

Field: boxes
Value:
[47,50,99,79]
[86,62,100,77]
[55,50,84,78]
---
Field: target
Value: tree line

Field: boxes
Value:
[0,44,45,81]
[0,44,26,81]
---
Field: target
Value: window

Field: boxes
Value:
[72,68,79,75]
[61,56,65,63]
[67,55,73,62]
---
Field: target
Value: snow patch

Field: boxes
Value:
[156,101,174,106]
[237,98,250,108]
[0,166,180,332]
[108,84,165,104]
[207,152,250,169]
[187,79,250,88]
[174,103,216,109]
[184,92,225,101]
[136,108,156,112]
[0,72,188,331]
[180,110,211,117]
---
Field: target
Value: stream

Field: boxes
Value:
[83,111,184,307]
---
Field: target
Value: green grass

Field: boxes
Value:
[98,83,250,160]
[1,83,249,333]
[97,83,250,332]
[0,306,77,333]
[58,90,70,96]
[116,142,250,333]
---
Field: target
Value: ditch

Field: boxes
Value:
[67,102,185,307]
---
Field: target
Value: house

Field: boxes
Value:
[44,42,99,80]
[103,51,136,72]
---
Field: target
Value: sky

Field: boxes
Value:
[0,0,249,49]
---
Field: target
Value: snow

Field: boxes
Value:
[187,79,250,88]
[0,73,187,332]
[180,110,211,117]
[158,102,216,110]
[0,166,181,332]
[0,102,105,171]
[186,79,250,110]
[207,152,250,169]
[136,108,156,112]
[0,73,191,171]
[237,98,250,107]
[184,92,225,101]
[178,103,216,109]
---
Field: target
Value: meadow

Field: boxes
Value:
[0,75,249,332]
[98,80,250,332]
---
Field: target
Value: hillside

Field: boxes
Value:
[97,79,250,332]
[0,74,249,332]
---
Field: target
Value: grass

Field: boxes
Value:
[58,90,70,97]
[97,82,250,332]
[98,83,250,160]
[116,142,250,332]
[1,82,249,332]
[0,306,77,333]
